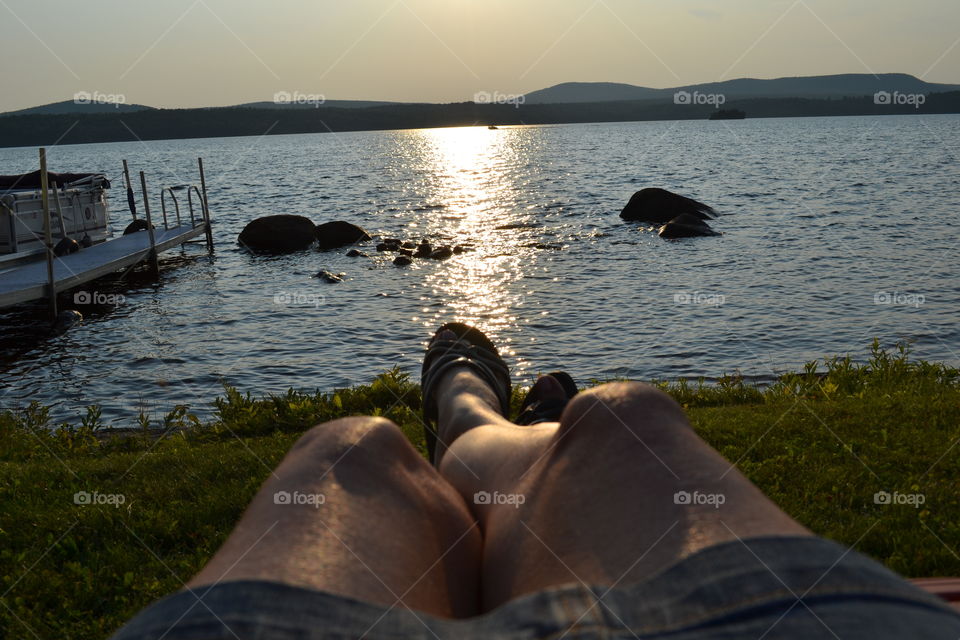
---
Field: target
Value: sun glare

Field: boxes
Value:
[407,126,532,366]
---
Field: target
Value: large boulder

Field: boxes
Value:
[238,215,317,253]
[658,213,720,239]
[315,221,371,250]
[620,188,715,224]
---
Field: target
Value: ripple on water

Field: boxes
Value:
[0,116,958,422]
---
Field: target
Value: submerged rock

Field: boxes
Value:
[346,249,367,258]
[658,213,720,239]
[413,242,432,258]
[314,270,345,283]
[52,309,83,334]
[315,221,371,250]
[525,242,564,250]
[239,215,317,253]
[429,246,453,260]
[495,222,542,230]
[620,188,715,224]
[393,255,413,267]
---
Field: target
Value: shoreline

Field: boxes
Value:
[2,94,959,149]
[1,341,953,435]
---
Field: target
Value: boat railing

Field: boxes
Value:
[69,192,87,237]
[1,197,16,253]
[62,175,103,189]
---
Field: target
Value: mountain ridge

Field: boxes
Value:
[522,73,960,103]
[2,90,959,149]
[3,73,959,118]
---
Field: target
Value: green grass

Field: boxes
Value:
[1,340,958,638]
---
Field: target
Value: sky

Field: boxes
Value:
[1,0,958,112]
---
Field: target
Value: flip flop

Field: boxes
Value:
[421,323,511,462]
[515,372,579,425]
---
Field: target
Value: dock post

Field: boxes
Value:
[39,148,58,319]
[197,157,214,254]
[138,171,160,277]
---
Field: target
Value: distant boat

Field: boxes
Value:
[487,125,499,130]
[709,109,746,120]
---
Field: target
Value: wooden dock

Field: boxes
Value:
[0,224,208,309]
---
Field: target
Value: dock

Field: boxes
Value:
[0,150,213,315]
[0,224,207,308]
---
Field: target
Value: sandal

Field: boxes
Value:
[516,372,579,425]
[421,323,511,462]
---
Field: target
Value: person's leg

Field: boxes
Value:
[187,416,481,618]
[435,373,810,610]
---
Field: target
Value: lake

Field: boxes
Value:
[1,115,958,425]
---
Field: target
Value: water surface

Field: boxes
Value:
[1,115,957,424]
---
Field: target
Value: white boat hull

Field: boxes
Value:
[0,183,110,256]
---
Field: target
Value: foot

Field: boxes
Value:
[516,373,578,426]
[421,324,511,465]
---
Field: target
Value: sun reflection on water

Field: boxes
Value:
[404,126,535,366]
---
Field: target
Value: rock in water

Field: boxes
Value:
[238,215,317,253]
[393,255,413,267]
[413,242,432,258]
[314,270,344,283]
[658,213,721,239]
[52,309,83,334]
[428,247,453,260]
[346,249,367,258]
[315,221,371,250]
[620,188,715,224]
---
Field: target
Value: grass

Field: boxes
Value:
[1,340,958,638]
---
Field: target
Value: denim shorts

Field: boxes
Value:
[110,536,960,639]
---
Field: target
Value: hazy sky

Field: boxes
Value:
[1,0,958,111]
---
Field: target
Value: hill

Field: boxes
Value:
[2,99,153,116]
[1,99,409,118]
[523,73,960,103]
[1,91,959,149]
[230,99,406,110]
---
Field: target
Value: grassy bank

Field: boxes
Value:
[1,341,958,638]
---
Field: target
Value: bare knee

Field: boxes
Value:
[290,416,419,468]
[555,382,691,449]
